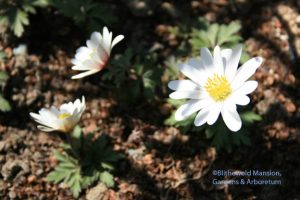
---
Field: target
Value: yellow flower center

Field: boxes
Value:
[58,113,71,120]
[205,73,232,101]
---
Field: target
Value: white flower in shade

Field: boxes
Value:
[168,45,263,132]
[30,97,86,133]
[71,27,124,79]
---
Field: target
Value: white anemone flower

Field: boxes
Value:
[71,27,124,79]
[30,97,86,133]
[168,45,263,132]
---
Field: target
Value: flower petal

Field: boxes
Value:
[235,95,250,105]
[179,63,204,85]
[71,69,100,79]
[87,32,102,49]
[235,80,258,95]
[213,46,224,75]
[231,57,263,89]
[111,35,124,48]
[206,103,222,125]
[221,49,232,61]
[102,27,113,54]
[168,80,198,91]
[221,106,242,132]
[200,47,213,69]
[169,90,202,99]
[194,106,210,126]
[37,125,56,132]
[224,44,242,81]
[175,99,212,121]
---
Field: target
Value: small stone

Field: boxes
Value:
[86,183,107,200]
[143,154,153,165]
[8,190,17,199]
[27,175,36,183]
[36,169,44,176]
[285,101,296,113]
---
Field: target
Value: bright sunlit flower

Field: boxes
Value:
[168,45,263,132]
[30,97,86,133]
[71,27,124,79]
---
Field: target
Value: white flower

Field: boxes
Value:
[71,27,124,79]
[30,97,86,133]
[168,45,263,132]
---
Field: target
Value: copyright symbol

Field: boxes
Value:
[213,170,217,176]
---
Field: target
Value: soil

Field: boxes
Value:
[0,0,299,200]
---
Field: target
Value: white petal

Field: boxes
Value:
[200,47,213,69]
[111,35,124,48]
[37,125,56,132]
[194,106,211,126]
[30,112,45,124]
[96,45,109,64]
[102,27,112,54]
[90,32,102,44]
[231,57,263,89]
[223,98,237,111]
[234,81,258,95]
[175,99,212,121]
[60,102,74,114]
[71,69,100,79]
[235,95,250,105]
[213,46,224,75]
[187,58,207,72]
[169,90,202,99]
[224,44,242,81]
[221,106,242,132]
[75,47,91,60]
[221,49,232,61]
[34,109,59,130]
[179,63,203,85]
[168,80,198,91]
[188,58,211,83]
[206,103,222,125]
[72,65,95,71]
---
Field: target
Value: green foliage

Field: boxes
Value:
[103,48,133,87]
[0,71,11,112]
[205,119,251,153]
[0,0,49,37]
[163,56,181,81]
[47,126,122,198]
[0,51,7,62]
[189,19,250,64]
[205,111,262,152]
[104,48,161,103]
[51,0,117,32]
[190,20,242,52]
[240,111,262,126]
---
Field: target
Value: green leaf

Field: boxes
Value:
[67,169,82,198]
[0,95,11,112]
[47,169,69,184]
[163,56,180,80]
[0,52,7,62]
[101,162,114,170]
[9,8,29,37]
[205,119,252,153]
[0,71,9,84]
[241,111,262,126]
[99,171,114,187]
[53,150,73,163]
[217,22,241,46]
[189,20,243,52]
[31,0,50,7]
[207,23,219,46]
